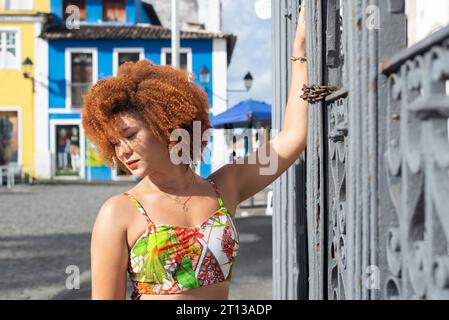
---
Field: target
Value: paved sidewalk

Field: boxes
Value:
[0,183,272,300]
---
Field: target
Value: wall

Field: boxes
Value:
[47,38,214,180]
[48,38,213,108]
[406,0,449,46]
[50,0,150,24]
[0,0,50,14]
[0,1,51,178]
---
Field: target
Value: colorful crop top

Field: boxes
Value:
[123,177,239,300]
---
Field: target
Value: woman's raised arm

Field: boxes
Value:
[212,5,308,205]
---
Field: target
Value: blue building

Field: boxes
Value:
[36,0,236,181]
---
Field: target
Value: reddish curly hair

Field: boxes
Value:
[81,59,212,172]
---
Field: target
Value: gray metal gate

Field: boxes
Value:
[272,0,449,299]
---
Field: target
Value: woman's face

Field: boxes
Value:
[111,113,168,179]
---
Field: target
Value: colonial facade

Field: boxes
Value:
[0,0,50,180]
[31,0,235,181]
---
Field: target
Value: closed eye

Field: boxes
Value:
[126,132,137,139]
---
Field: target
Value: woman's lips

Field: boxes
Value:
[127,160,140,169]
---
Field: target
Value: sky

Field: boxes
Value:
[221,0,272,108]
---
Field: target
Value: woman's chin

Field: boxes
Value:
[132,167,147,180]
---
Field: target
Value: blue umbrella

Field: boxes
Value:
[210,99,271,128]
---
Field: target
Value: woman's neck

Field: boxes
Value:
[142,165,195,195]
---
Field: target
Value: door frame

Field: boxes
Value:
[50,119,85,180]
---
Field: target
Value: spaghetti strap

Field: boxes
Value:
[206,177,225,208]
[123,192,153,224]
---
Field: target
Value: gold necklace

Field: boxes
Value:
[160,169,195,213]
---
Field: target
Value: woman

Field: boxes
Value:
[85,7,307,300]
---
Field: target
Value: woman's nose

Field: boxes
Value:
[116,140,133,159]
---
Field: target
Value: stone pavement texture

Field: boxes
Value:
[0,183,272,300]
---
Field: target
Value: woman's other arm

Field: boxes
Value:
[91,196,129,300]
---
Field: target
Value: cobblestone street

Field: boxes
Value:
[0,183,272,300]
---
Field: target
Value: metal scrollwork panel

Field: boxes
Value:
[326,95,349,300]
[324,0,347,300]
[383,27,449,300]
[424,40,449,299]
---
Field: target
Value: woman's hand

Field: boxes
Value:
[293,2,306,55]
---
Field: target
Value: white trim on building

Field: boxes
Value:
[34,20,50,179]
[211,38,228,172]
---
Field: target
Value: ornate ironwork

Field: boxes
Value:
[326,94,349,300]
[382,26,449,300]
[273,0,448,300]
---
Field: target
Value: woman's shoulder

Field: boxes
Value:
[94,193,132,232]
[207,166,239,212]
[91,194,131,267]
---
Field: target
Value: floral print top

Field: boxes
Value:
[123,177,239,299]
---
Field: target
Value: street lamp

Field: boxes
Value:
[199,65,254,103]
[199,65,211,84]
[22,57,35,92]
[228,71,253,92]
[243,72,254,91]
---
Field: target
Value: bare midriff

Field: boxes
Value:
[138,280,231,300]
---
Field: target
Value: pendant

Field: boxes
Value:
[182,204,188,213]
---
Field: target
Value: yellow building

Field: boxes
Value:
[0,0,50,180]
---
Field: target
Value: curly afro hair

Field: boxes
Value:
[81,59,212,172]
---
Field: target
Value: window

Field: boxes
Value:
[3,0,33,10]
[113,48,144,75]
[0,30,20,70]
[161,48,192,72]
[165,52,188,71]
[70,52,93,109]
[63,0,86,22]
[118,52,140,65]
[102,0,126,22]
